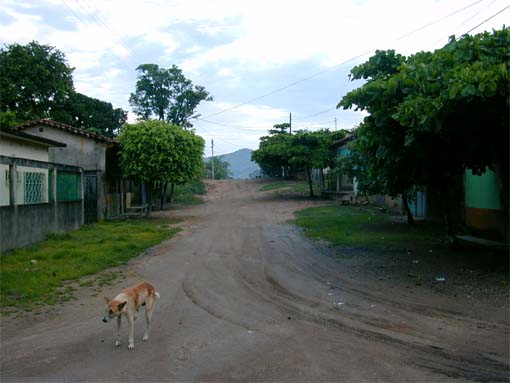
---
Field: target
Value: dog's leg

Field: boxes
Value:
[115,315,122,347]
[142,301,153,342]
[127,312,135,350]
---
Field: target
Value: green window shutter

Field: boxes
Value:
[57,172,81,202]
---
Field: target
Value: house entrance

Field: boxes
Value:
[84,174,97,223]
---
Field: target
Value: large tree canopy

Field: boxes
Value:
[252,127,293,177]
[118,120,205,215]
[252,127,344,196]
[51,92,127,137]
[339,28,509,235]
[0,41,127,137]
[0,41,74,121]
[129,64,212,126]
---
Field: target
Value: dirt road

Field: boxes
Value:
[1,180,509,382]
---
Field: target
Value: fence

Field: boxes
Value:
[0,155,84,253]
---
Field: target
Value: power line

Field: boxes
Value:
[396,0,483,40]
[456,0,498,29]
[201,0,485,120]
[430,0,499,48]
[76,0,133,56]
[214,137,249,149]
[292,107,338,121]
[201,49,373,120]
[463,4,509,34]
[292,119,336,130]
[195,118,268,132]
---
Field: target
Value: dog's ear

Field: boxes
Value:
[104,297,110,304]
[117,301,127,311]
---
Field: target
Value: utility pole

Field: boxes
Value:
[211,139,215,180]
[334,117,337,131]
[289,113,292,134]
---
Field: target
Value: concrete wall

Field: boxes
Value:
[0,135,50,161]
[21,125,107,171]
[0,156,84,253]
[21,124,110,220]
[464,169,503,239]
[0,201,82,253]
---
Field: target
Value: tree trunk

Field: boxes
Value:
[306,166,314,198]
[169,183,175,203]
[441,182,455,243]
[160,182,168,210]
[402,194,415,225]
[145,185,153,217]
[320,168,326,191]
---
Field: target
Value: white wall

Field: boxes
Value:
[21,125,107,171]
[0,136,49,162]
[0,136,50,206]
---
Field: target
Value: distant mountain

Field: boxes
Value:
[207,148,260,179]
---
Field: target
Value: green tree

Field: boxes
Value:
[339,28,509,239]
[251,126,292,177]
[203,156,233,179]
[0,41,74,121]
[288,129,345,197]
[0,41,127,137]
[51,92,127,137]
[0,111,19,129]
[129,64,212,127]
[338,50,417,222]
[118,120,205,215]
[163,125,205,206]
[252,126,344,197]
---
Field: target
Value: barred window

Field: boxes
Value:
[24,172,47,204]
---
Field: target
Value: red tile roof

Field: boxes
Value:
[15,119,117,144]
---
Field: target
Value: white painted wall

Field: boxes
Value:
[0,136,51,206]
[21,125,107,171]
[0,135,49,162]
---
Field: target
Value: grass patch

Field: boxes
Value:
[260,181,294,191]
[294,205,443,249]
[0,217,180,310]
[172,180,207,205]
[291,182,314,194]
[260,180,315,195]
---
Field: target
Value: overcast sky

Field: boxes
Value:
[1,0,508,155]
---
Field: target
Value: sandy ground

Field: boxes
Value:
[1,179,509,382]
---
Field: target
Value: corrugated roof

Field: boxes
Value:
[15,119,117,144]
[331,133,356,149]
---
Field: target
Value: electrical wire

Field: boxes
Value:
[195,118,268,132]
[462,4,509,34]
[292,107,338,121]
[396,0,483,40]
[77,0,134,56]
[201,0,485,120]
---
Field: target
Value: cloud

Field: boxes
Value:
[143,32,179,55]
[2,0,507,155]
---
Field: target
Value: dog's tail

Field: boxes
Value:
[155,291,160,299]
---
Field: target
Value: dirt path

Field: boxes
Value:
[1,180,509,382]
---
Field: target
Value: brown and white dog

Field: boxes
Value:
[102,282,160,350]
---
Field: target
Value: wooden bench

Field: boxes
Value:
[125,204,148,215]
